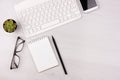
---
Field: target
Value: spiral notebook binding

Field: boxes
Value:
[28,36,49,44]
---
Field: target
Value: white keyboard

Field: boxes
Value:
[15,0,81,38]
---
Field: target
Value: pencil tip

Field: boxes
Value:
[52,35,54,39]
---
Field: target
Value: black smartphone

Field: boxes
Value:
[80,0,98,12]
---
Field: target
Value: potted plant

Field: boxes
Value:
[3,19,17,33]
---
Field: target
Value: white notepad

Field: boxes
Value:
[28,36,58,72]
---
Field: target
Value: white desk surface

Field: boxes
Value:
[0,0,120,80]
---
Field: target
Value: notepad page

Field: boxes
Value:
[28,37,58,72]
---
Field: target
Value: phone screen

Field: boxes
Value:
[80,0,97,11]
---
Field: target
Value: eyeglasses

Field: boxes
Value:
[10,36,25,70]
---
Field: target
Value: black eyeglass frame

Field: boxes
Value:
[10,36,25,70]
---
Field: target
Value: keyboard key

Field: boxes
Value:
[42,20,60,29]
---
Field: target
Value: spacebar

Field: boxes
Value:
[41,20,60,29]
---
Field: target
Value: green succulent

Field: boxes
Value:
[3,19,17,33]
